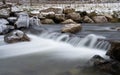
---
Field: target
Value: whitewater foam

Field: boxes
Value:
[0,34,107,60]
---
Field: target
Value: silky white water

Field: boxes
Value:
[0,34,107,60]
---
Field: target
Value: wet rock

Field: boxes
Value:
[61,19,76,24]
[7,17,17,25]
[4,30,30,43]
[89,55,120,75]
[83,16,94,23]
[15,13,29,28]
[92,16,108,23]
[61,24,82,33]
[63,7,75,14]
[0,8,10,18]
[54,14,65,23]
[41,19,55,24]
[106,41,120,61]
[89,55,106,66]
[29,16,41,26]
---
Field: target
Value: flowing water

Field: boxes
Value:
[0,23,120,75]
[0,33,108,75]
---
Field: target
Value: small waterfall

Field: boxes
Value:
[0,33,110,59]
[39,32,111,50]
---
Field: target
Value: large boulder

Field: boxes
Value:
[4,30,30,43]
[63,7,75,14]
[41,19,55,24]
[15,13,29,28]
[0,8,10,18]
[61,24,82,33]
[66,12,81,22]
[54,14,65,23]
[61,19,76,24]
[92,16,108,23]
[29,16,41,26]
[106,41,120,61]
[83,16,94,23]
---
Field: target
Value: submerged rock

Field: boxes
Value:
[4,30,30,43]
[106,41,120,61]
[92,16,108,23]
[61,19,76,24]
[61,24,82,33]
[15,13,29,28]
[89,55,120,75]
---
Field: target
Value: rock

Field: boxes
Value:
[41,19,55,24]
[66,12,81,22]
[61,24,82,33]
[38,13,46,20]
[92,16,108,23]
[7,17,17,25]
[89,55,106,66]
[40,12,55,19]
[61,19,76,24]
[63,7,75,14]
[0,8,10,18]
[29,16,41,26]
[104,14,113,21]
[83,16,94,23]
[30,10,40,17]
[0,19,9,25]
[11,6,23,13]
[54,14,65,23]
[80,11,88,17]
[46,13,55,19]
[15,13,29,28]
[89,55,120,75]
[88,12,97,18]
[40,7,62,14]
[106,41,120,61]
[4,30,30,43]
[0,24,14,34]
